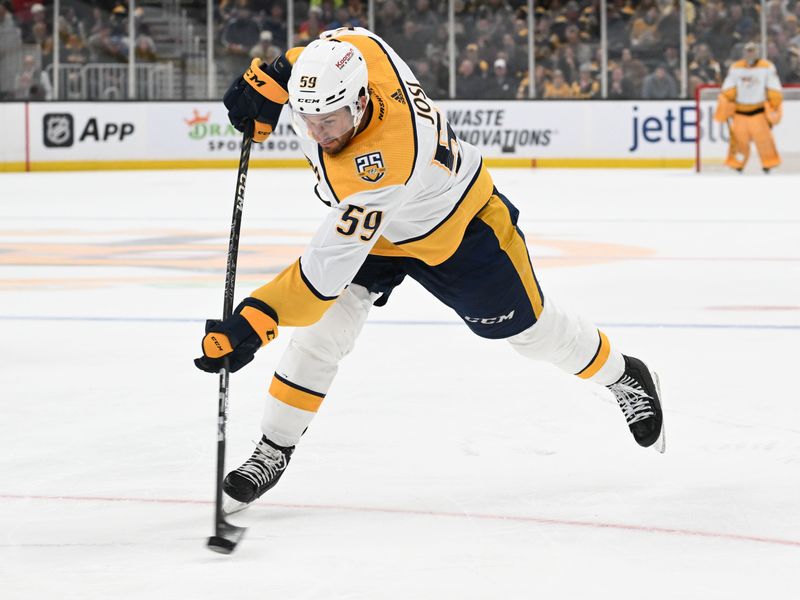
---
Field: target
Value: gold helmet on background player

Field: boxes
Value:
[287,38,370,154]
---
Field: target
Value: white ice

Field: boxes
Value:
[1,168,798,599]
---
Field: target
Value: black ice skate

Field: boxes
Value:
[607,355,666,453]
[222,435,294,514]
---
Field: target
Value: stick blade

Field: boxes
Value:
[207,521,247,554]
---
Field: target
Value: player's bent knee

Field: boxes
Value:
[271,284,375,395]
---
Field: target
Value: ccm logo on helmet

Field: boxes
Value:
[336,48,354,70]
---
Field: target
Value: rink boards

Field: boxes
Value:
[1,98,797,172]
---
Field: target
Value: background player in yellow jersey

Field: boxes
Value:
[715,41,784,173]
[195,28,666,512]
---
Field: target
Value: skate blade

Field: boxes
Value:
[222,497,253,516]
[651,371,666,454]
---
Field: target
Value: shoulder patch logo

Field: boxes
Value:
[390,89,406,104]
[355,152,386,183]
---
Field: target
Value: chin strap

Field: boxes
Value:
[350,94,371,140]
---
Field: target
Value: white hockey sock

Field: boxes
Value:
[261,396,317,448]
[507,296,624,386]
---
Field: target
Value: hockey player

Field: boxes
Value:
[195,28,666,511]
[714,41,784,173]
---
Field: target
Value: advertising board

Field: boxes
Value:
[0,103,27,171]
[0,99,736,171]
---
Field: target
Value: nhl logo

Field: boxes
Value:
[43,113,74,148]
[355,152,386,183]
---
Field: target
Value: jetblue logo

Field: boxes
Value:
[464,310,514,325]
[628,104,730,152]
[628,105,695,152]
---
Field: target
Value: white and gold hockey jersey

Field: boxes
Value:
[720,58,783,111]
[250,28,494,327]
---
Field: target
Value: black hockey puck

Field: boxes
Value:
[207,535,238,554]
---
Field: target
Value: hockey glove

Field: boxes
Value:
[194,298,279,373]
[223,57,290,143]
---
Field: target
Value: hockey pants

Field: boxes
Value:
[726,112,781,170]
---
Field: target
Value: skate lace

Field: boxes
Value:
[236,440,288,488]
[608,375,654,425]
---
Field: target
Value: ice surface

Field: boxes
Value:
[1,168,798,599]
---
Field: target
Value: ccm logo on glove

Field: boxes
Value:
[203,333,233,358]
[195,298,279,373]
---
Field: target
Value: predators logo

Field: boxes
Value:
[355,152,386,182]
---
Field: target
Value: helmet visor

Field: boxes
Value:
[290,105,357,148]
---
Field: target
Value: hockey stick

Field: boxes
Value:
[207,130,252,554]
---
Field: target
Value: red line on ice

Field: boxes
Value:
[2,493,799,549]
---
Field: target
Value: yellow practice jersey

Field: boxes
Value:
[720,59,783,111]
[251,28,492,327]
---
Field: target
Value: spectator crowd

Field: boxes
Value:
[373,0,800,99]
[0,0,159,99]
[3,0,800,101]
[217,0,800,99]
